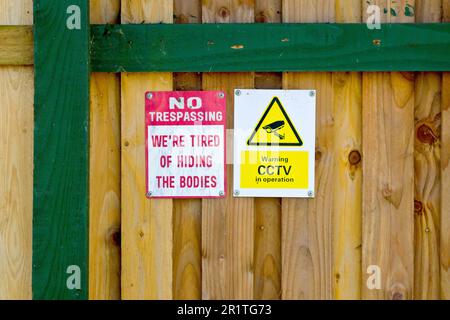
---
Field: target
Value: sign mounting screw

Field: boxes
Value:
[309,91,315,97]
[146,191,153,197]
[308,190,314,197]
[219,191,224,197]
[234,190,240,196]
[235,90,241,96]
[146,93,153,100]
[218,92,225,99]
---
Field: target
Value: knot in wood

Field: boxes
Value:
[348,150,361,165]
[315,150,322,161]
[392,292,404,300]
[176,14,189,24]
[255,12,268,23]
[111,230,121,246]
[414,200,423,215]
[218,7,230,19]
[417,124,437,145]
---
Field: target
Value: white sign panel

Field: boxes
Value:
[234,89,316,198]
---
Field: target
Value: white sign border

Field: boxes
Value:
[233,89,316,198]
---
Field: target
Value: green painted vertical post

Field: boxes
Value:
[33,0,90,300]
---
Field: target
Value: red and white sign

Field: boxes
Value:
[145,91,226,198]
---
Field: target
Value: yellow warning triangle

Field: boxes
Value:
[247,97,303,147]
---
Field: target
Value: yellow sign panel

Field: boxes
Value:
[240,151,309,189]
[247,97,303,147]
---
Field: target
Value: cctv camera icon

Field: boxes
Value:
[263,121,285,140]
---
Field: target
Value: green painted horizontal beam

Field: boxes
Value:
[1,23,450,71]
[91,23,450,72]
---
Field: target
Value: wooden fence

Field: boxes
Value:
[0,0,449,300]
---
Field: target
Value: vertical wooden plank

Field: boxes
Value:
[202,0,255,23]
[0,66,33,300]
[362,72,415,300]
[442,1,450,300]
[0,0,32,24]
[282,0,335,22]
[416,0,441,22]
[90,0,120,24]
[281,0,335,300]
[175,0,201,23]
[89,0,121,301]
[253,0,282,301]
[445,0,450,22]
[172,0,202,301]
[336,0,361,22]
[173,200,202,300]
[413,1,442,301]
[362,0,415,301]
[414,72,441,300]
[0,0,33,301]
[255,0,281,23]
[333,0,362,300]
[201,0,255,300]
[442,73,450,301]
[121,0,173,300]
[33,0,90,299]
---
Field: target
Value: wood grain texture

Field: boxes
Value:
[202,0,255,23]
[332,0,362,301]
[281,0,335,300]
[122,0,172,23]
[441,0,450,302]
[362,72,415,300]
[362,0,416,301]
[414,72,441,300]
[89,73,121,300]
[121,1,173,300]
[413,1,442,301]
[442,72,450,300]
[442,0,450,301]
[0,67,33,300]
[336,0,361,22]
[0,0,32,301]
[201,0,255,301]
[445,0,450,22]
[332,72,362,300]
[173,199,202,300]
[254,197,281,300]
[255,0,281,23]
[416,0,441,22]
[89,1,121,301]
[253,0,282,301]
[0,0,32,24]
[283,0,335,22]
[441,2,450,301]
[173,0,203,301]
[0,26,33,66]
[90,0,120,24]
[175,0,201,23]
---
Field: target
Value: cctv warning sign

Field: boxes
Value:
[146,91,226,198]
[247,97,303,146]
[234,90,316,198]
